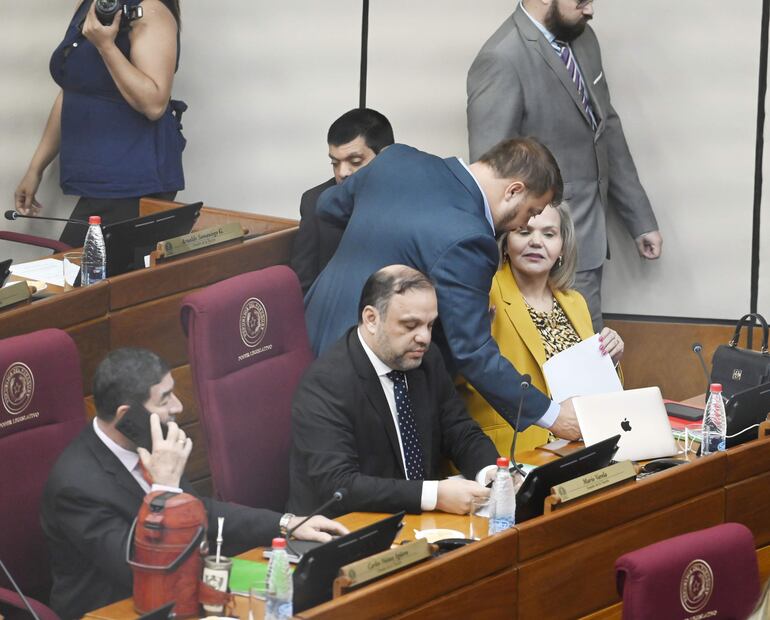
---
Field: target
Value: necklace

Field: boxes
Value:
[521,292,555,314]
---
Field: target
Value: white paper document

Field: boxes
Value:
[9,258,76,288]
[542,333,623,402]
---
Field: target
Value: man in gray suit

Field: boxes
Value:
[467,0,662,329]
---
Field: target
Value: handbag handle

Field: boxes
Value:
[125,517,206,572]
[729,313,769,353]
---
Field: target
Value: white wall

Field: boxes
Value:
[0,0,765,321]
[598,1,760,319]
[366,0,761,320]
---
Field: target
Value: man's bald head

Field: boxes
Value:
[357,265,435,322]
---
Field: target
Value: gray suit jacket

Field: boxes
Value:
[467,6,657,271]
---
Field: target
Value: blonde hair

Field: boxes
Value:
[498,202,578,292]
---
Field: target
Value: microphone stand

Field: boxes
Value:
[508,375,531,478]
[691,343,711,397]
[0,556,41,620]
[4,210,89,226]
[284,490,345,559]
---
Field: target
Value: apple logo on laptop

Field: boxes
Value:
[620,418,632,432]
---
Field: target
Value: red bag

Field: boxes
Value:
[127,491,208,618]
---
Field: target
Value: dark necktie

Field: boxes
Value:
[386,370,426,480]
[555,41,597,131]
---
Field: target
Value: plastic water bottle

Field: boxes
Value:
[81,215,106,286]
[265,537,293,620]
[489,457,516,533]
[701,383,727,455]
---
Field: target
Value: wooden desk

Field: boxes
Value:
[1,199,298,495]
[83,433,770,619]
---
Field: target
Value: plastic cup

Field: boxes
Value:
[469,497,495,540]
[248,581,267,620]
[62,252,82,290]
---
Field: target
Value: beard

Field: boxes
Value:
[544,3,591,42]
[375,329,426,372]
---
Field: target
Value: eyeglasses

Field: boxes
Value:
[576,0,594,8]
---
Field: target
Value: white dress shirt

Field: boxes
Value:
[357,329,493,510]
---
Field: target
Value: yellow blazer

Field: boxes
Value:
[459,266,595,457]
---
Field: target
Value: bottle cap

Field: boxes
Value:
[709,383,723,393]
[496,457,510,468]
[88,215,102,225]
[271,537,287,549]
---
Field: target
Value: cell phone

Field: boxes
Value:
[664,401,703,421]
[115,404,164,450]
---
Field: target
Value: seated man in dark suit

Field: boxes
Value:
[288,265,499,518]
[290,108,394,294]
[41,348,346,620]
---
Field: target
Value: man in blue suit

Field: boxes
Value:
[304,138,580,439]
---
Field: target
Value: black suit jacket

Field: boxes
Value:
[40,424,281,620]
[290,178,343,294]
[287,328,499,516]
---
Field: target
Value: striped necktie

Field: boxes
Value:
[386,370,426,480]
[555,41,597,131]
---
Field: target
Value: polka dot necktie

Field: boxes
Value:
[386,370,426,480]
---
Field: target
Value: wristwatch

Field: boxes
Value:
[279,512,295,538]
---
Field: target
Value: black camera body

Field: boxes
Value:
[94,0,143,26]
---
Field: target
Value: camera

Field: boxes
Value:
[94,0,143,26]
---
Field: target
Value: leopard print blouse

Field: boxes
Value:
[523,296,582,360]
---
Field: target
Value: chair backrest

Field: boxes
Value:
[615,522,760,619]
[180,265,312,511]
[0,329,86,601]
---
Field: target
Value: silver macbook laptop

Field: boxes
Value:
[573,386,677,461]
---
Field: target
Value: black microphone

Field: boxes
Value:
[691,342,711,396]
[284,489,346,558]
[508,374,531,478]
[5,210,89,226]
[0,556,41,620]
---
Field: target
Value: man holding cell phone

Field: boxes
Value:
[41,348,347,620]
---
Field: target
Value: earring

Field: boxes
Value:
[557,256,563,268]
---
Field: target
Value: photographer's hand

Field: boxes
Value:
[82,0,121,52]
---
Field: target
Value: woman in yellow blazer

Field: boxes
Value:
[459,204,624,457]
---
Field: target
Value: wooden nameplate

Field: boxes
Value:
[544,460,638,514]
[150,222,246,265]
[0,281,31,309]
[332,539,434,598]
[760,415,770,439]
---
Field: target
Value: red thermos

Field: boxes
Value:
[126,491,208,617]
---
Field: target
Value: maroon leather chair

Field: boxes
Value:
[0,329,86,620]
[180,266,313,512]
[0,232,71,254]
[615,522,760,619]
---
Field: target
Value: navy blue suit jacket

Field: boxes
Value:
[303,144,551,428]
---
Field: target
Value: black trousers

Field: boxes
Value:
[59,191,176,248]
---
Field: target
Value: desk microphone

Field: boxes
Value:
[0,555,41,620]
[285,489,346,558]
[691,342,711,395]
[4,210,88,226]
[508,374,531,478]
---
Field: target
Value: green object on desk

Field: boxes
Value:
[229,558,268,596]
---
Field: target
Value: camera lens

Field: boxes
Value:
[95,0,121,26]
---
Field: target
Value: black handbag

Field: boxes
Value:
[710,313,770,399]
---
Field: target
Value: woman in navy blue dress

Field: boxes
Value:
[14,0,185,248]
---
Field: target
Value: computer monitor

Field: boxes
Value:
[102,202,202,277]
[0,259,12,287]
[515,434,620,523]
[292,511,405,613]
[725,382,770,448]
